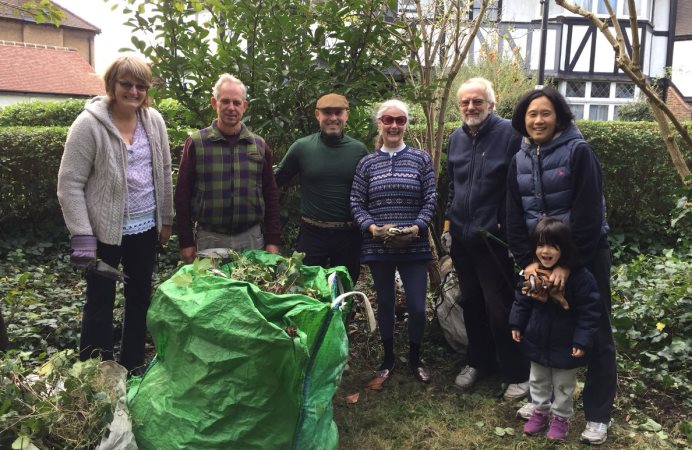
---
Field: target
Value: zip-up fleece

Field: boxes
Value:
[445,114,521,243]
[57,96,173,245]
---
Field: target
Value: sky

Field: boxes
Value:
[52,0,146,74]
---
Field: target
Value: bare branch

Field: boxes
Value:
[628,0,641,69]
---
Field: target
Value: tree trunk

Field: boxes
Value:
[0,309,8,351]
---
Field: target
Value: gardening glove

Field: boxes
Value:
[384,227,417,249]
[70,235,97,269]
[371,224,397,241]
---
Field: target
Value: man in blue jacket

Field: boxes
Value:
[444,77,530,400]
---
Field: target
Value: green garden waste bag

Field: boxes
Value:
[127,250,352,450]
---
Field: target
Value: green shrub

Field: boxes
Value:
[611,247,692,408]
[0,99,86,126]
[617,96,655,122]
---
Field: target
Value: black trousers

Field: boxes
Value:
[583,246,618,423]
[450,239,530,384]
[296,222,362,284]
[80,228,156,371]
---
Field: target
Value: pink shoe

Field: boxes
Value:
[547,415,569,441]
[523,409,549,436]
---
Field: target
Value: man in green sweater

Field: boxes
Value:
[275,93,368,283]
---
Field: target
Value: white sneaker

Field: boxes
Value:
[454,365,480,389]
[580,421,608,445]
[503,381,530,401]
[516,402,535,420]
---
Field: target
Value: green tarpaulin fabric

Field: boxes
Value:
[127,251,351,450]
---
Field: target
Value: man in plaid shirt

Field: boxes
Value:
[175,74,281,262]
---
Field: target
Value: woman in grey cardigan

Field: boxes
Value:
[57,56,173,374]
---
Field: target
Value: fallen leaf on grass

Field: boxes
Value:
[345,392,360,405]
[493,427,515,437]
[474,421,484,428]
[635,418,662,432]
[366,376,386,391]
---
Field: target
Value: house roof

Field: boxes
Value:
[0,0,100,32]
[0,40,105,96]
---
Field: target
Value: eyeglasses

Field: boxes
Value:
[459,99,486,108]
[379,115,407,126]
[118,80,149,92]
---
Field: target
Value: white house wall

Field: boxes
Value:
[673,40,692,96]
[652,0,671,29]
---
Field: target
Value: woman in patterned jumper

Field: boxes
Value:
[57,56,173,374]
[350,99,438,383]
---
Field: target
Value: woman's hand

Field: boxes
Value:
[159,225,172,247]
[522,261,540,278]
[572,347,584,357]
[549,266,570,291]
[511,329,522,343]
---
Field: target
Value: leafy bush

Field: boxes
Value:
[0,99,86,126]
[0,126,68,230]
[617,97,655,122]
[611,247,692,409]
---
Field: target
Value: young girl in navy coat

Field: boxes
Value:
[509,217,601,441]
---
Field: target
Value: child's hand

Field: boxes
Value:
[572,347,584,357]
[511,330,522,343]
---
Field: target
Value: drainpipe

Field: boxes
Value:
[537,0,550,87]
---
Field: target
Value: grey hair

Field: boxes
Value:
[213,73,247,100]
[374,99,410,123]
[457,77,496,104]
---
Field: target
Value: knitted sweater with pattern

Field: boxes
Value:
[350,147,437,262]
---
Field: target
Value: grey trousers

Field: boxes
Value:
[530,361,579,418]
[196,224,264,252]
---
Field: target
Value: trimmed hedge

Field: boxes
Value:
[1,118,690,246]
[0,98,197,131]
[0,100,86,127]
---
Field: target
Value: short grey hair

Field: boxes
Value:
[374,99,410,123]
[213,73,247,100]
[457,77,496,105]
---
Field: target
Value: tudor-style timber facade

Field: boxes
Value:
[400,0,687,120]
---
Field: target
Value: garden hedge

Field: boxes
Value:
[1,105,689,246]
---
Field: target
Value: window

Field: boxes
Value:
[566,81,586,97]
[597,0,617,14]
[570,104,585,119]
[591,82,611,98]
[471,0,501,21]
[550,0,592,15]
[589,105,609,120]
[615,83,635,98]
[613,105,621,120]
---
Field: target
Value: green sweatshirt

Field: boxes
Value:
[275,132,368,222]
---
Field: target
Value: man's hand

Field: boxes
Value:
[265,244,280,254]
[180,246,196,264]
[511,329,522,343]
[70,235,97,269]
[159,225,172,247]
[549,266,571,291]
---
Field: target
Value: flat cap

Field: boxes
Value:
[316,93,349,109]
